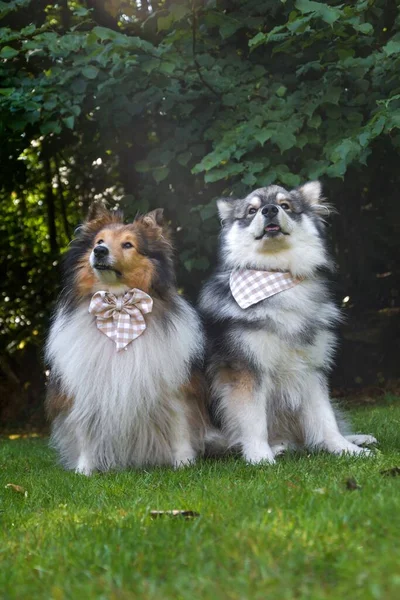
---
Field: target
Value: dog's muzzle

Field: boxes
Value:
[256,204,283,237]
[93,245,111,270]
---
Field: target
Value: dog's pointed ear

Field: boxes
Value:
[80,202,123,234]
[142,208,164,229]
[298,181,322,205]
[217,198,235,222]
[86,201,110,222]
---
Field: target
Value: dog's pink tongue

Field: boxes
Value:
[266,225,280,231]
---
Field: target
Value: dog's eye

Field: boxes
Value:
[280,203,290,211]
[97,239,104,245]
[248,207,257,215]
[122,242,133,249]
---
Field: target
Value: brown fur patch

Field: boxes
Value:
[45,384,73,421]
[180,370,210,441]
[83,203,123,232]
[75,224,157,298]
[216,367,255,401]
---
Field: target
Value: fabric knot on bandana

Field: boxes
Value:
[89,289,153,351]
[230,269,303,309]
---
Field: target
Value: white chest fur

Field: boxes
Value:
[46,298,201,422]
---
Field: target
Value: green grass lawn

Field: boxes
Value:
[1,402,400,600]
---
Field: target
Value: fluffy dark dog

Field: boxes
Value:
[45,204,207,474]
[199,181,377,463]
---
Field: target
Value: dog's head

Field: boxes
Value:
[64,204,175,300]
[217,181,333,276]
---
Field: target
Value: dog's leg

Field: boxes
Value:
[75,430,96,475]
[301,375,373,456]
[170,402,197,468]
[217,374,274,464]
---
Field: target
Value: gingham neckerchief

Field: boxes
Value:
[230,269,303,309]
[88,289,153,351]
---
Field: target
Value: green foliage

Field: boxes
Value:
[0,0,400,368]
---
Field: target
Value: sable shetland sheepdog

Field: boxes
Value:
[199,181,377,464]
[45,204,207,475]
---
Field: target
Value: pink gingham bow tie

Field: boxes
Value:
[230,269,303,309]
[89,289,153,351]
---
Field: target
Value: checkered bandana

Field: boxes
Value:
[88,289,153,351]
[230,269,303,309]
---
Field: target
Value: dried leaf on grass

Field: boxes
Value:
[5,483,28,497]
[380,467,400,477]
[286,481,299,489]
[345,477,361,491]
[150,510,200,519]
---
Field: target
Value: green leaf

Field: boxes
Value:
[276,85,287,98]
[383,34,400,56]
[82,65,99,79]
[199,204,216,221]
[92,26,118,41]
[355,22,373,35]
[308,114,322,129]
[322,86,342,105]
[305,159,330,180]
[157,5,190,32]
[153,167,170,183]
[63,116,75,129]
[295,0,341,25]
[248,32,267,50]
[0,45,18,59]
[73,6,91,17]
[40,120,61,135]
[43,99,57,111]
[177,152,192,166]
[271,131,297,153]
[192,150,232,174]
[242,173,257,186]
[20,24,35,36]
[254,130,273,146]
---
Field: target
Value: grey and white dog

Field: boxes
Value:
[199,181,377,464]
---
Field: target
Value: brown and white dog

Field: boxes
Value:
[45,204,207,474]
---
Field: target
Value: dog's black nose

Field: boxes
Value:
[93,245,109,258]
[261,204,279,217]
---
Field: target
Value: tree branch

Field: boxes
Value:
[43,157,58,254]
[192,1,221,98]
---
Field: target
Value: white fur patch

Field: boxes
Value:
[223,214,328,277]
[298,181,322,205]
[46,296,203,471]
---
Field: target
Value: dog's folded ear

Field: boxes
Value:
[297,181,322,205]
[142,208,164,229]
[217,198,236,222]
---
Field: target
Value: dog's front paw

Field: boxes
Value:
[243,442,275,465]
[271,441,290,458]
[75,454,94,476]
[74,464,94,476]
[345,434,378,447]
[324,438,373,457]
[173,450,196,469]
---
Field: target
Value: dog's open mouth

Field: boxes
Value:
[265,224,281,233]
[93,264,121,276]
[255,223,287,239]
